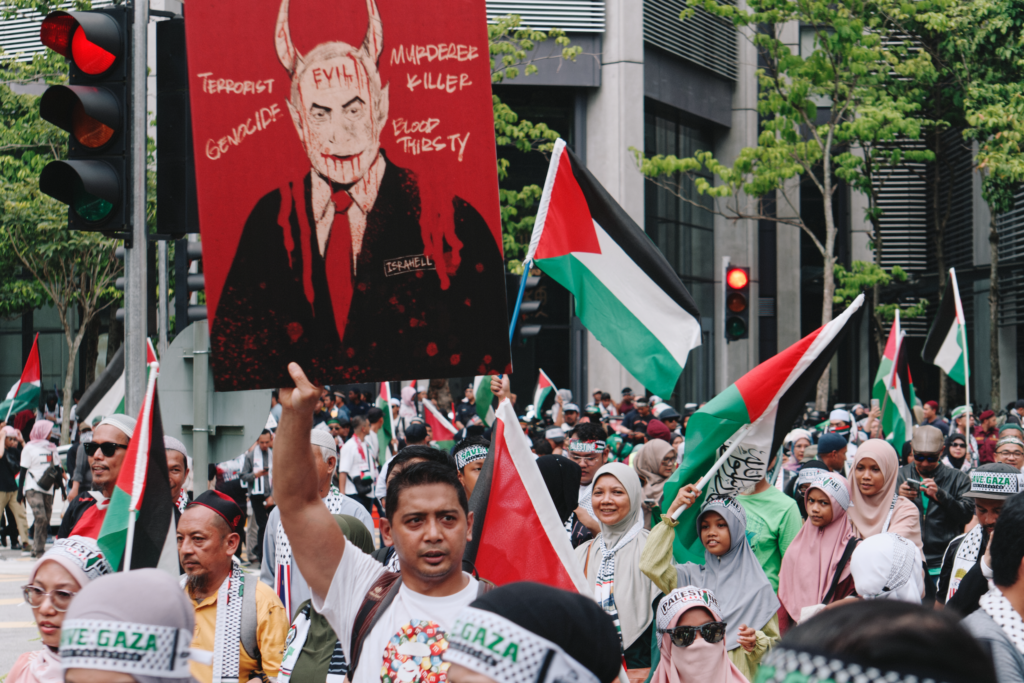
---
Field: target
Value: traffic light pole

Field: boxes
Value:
[124,0,149,414]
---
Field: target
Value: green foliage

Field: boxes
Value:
[833,261,927,320]
[488,15,578,269]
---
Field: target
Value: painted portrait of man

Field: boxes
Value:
[208,0,509,390]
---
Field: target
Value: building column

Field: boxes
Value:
[584,0,645,396]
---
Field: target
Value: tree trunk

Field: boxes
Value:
[106,300,123,366]
[872,214,885,359]
[81,306,102,389]
[990,212,1000,409]
[815,187,838,410]
[428,379,453,417]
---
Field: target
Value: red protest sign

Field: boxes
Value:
[185,0,511,391]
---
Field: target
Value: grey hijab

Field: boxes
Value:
[675,495,780,650]
[61,568,197,683]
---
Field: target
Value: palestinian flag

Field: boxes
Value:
[465,398,590,593]
[533,369,556,414]
[1,333,41,420]
[473,376,496,427]
[423,399,457,450]
[873,317,914,451]
[96,355,174,571]
[662,294,865,564]
[76,342,158,427]
[923,268,969,385]
[376,383,394,466]
[525,139,702,397]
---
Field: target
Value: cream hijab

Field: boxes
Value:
[575,462,658,649]
[847,440,922,550]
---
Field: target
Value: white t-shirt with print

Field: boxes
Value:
[312,543,478,683]
[20,443,55,494]
[338,437,366,496]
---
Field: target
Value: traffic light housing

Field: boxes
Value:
[175,240,206,337]
[725,265,750,341]
[38,7,130,234]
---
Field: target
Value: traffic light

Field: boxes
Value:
[113,245,157,334]
[38,7,131,234]
[508,273,542,341]
[174,240,206,336]
[725,265,750,341]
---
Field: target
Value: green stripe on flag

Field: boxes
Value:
[474,377,496,426]
[97,486,133,570]
[537,254,683,396]
[0,384,40,418]
[661,384,751,564]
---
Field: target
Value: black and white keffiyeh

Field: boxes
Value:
[755,647,941,683]
[176,488,189,514]
[981,587,1024,654]
[274,486,346,616]
[594,519,643,645]
[946,525,983,602]
[180,556,245,683]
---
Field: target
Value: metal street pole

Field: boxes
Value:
[192,322,210,496]
[158,240,169,357]
[124,0,149,415]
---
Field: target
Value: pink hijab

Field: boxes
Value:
[847,440,922,550]
[28,420,56,452]
[399,386,418,419]
[778,473,856,622]
[652,587,747,683]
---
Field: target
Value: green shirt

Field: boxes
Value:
[738,485,803,592]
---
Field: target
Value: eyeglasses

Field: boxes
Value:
[997,450,1024,458]
[568,454,600,465]
[913,452,940,463]
[661,456,677,465]
[83,441,127,458]
[22,584,76,612]
[658,621,727,647]
[950,443,966,449]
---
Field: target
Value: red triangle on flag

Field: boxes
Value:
[470,400,590,593]
[22,333,41,384]
[534,141,602,261]
[734,325,824,422]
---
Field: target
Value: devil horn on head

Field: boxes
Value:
[361,0,383,64]
[275,0,302,75]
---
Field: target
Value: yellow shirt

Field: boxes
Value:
[188,579,289,683]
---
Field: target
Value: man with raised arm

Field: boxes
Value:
[274,362,486,683]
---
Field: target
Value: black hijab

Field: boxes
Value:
[786,458,830,518]
[944,433,968,470]
[536,455,582,524]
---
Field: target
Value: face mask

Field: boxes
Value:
[80,432,93,444]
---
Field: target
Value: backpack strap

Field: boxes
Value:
[477,578,496,597]
[823,537,860,605]
[240,572,260,662]
[349,572,402,678]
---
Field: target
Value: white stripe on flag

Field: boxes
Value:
[574,220,702,368]
[933,324,962,374]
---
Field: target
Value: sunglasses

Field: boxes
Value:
[658,621,727,647]
[83,441,127,458]
[913,452,940,463]
[22,584,76,612]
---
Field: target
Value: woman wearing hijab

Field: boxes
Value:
[635,439,676,526]
[847,439,923,551]
[669,495,781,680]
[536,454,582,524]
[9,537,113,683]
[777,473,858,632]
[784,459,830,519]
[61,568,198,683]
[18,419,59,559]
[942,433,972,473]
[652,586,746,683]
[444,582,622,683]
[575,462,659,669]
[849,532,925,603]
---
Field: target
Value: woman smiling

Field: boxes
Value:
[575,462,659,670]
[847,440,922,551]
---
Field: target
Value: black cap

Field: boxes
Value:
[405,423,428,443]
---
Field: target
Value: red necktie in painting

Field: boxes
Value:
[325,191,355,345]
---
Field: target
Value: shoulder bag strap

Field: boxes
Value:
[823,538,860,605]
[240,572,260,661]
[349,572,402,677]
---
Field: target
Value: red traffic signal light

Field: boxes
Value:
[727,267,749,290]
[41,11,122,76]
[41,86,119,149]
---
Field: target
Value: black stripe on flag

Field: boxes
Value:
[130,391,173,570]
[895,333,914,412]
[770,303,865,456]
[77,345,124,419]
[563,146,702,322]
[922,276,957,363]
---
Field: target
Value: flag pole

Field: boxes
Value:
[124,361,159,571]
[671,419,761,520]
[951,268,973,463]
[508,261,533,344]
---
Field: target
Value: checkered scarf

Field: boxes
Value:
[180,556,245,683]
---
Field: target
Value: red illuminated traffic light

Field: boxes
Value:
[725,266,750,341]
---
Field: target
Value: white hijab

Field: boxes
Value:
[849,532,924,603]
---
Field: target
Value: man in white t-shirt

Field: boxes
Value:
[338,415,372,512]
[274,362,481,683]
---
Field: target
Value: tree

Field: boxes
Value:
[635,0,925,407]
[1,50,122,443]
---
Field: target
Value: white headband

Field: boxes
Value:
[807,473,851,510]
[445,607,599,683]
[657,586,722,631]
[60,619,195,678]
[454,445,488,470]
[567,440,605,454]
